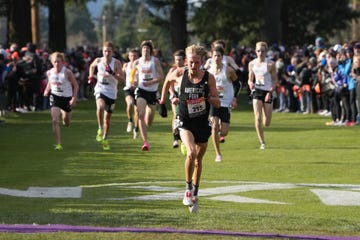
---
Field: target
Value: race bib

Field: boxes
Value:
[101,77,109,85]
[216,85,224,98]
[255,75,265,86]
[55,85,63,93]
[143,73,153,81]
[187,97,206,118]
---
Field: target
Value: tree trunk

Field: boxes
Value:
[170,0,187,52]
[263,0,282,45]
[31,0,40,45]
[48,0,66,51]
[7,0,32,47]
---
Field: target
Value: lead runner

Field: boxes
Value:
[160,44,220,212]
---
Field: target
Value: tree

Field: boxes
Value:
[48,0,66,51]
[170,0,187,52]
[66,2,97,48]
[190,0,259,49]
[3,0,32,47]
[190,0,358,48]
[281,0,358,45]
[114,0,141,49]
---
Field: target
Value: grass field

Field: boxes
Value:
[0,91,359,240]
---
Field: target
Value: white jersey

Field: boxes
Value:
[207,55,228,69]
[137,56,159,92]
[209,64,234,107]
[251,59,273,91]
[48,66,73,97]
[94,57,118,100]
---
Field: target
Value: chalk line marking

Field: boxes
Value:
[208,194,289,204]
[311,189,360,206]
[1,182,360,206]
[0,187,82,198]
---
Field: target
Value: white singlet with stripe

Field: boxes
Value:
[137,56,159,92]
[94,57,118,100]
[209,64,234,107]
[48,66,73,97]
[251,59,272,91]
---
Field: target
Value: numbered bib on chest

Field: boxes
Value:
[101,77,110,85]
[187,97,206,118]
[255,75,265,86]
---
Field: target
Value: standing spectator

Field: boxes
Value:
[88,41,124,150]
[337,49,351,125]
[248,41,277,150]
[25,43,42,111]
[43,52,78,150]
[0,53,6,119]
[274,58,289,112]
[132,40,164,151]
[350,54,360,124]
[327,57,344,125]
[344,46,357,126]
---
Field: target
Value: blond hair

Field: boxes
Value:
[185,44,206,58]
[255,41,268,51]
[50,51,65,63]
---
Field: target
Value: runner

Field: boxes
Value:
[132,40,164,150]
[88,41,124,150]
[43,52,79,150]
[208,46,237,162]
[165,49,186,148]
[122,48,139,139]
[160,44,220,212]
[247,41,277,149]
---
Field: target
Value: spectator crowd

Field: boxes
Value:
[1,36,360,127]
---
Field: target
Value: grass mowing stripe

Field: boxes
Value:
[0,91,359,239]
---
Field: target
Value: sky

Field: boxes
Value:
[87,0,123,18]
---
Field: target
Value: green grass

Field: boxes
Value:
[0,91,359,239]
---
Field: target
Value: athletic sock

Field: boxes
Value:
[186,181,193,191]
[193,185,199,196]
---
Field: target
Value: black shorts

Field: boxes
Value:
[210,106,231,123]
[96,93,116,113]
[124,89,135,99]
[178,118,212,144]
[253,88,272,103]
[135,88,158,105]
[50,94,72,112]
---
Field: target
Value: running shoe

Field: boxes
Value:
[173,140,179,148]
[102,139,110,151]
[141,141,149,151]
[54,144,63,151]
[126,122,133,133]
[215,154,222,162]
[219,136,225,143]
[182,189,193,206]
[133,129,139,139]
[325,121,334,126]
[188,196,199,213]
[96,129,103,142]
[345,121,355,127]
[260,143,266,150]
[180,142,187,156]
